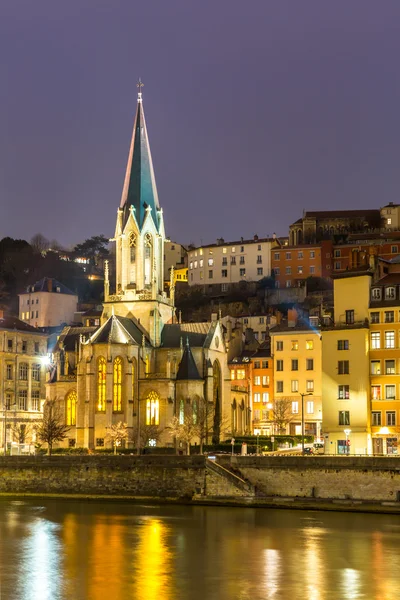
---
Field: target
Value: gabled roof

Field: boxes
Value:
[176,342,202,380]
[0,316,43,333]
[21,277,75,296]
[90,315,149,345]
[161,322,211,348]
[120,90,161,232]
[55,326,98,352]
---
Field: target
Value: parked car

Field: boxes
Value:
[303,447,313,455]
[313,443,325,455]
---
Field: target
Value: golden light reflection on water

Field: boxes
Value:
[304,528,326,600]
[132,518,173,600]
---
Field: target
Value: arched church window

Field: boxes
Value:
[144,233,153,287]
[113,357,123,412]
[66,390,77,426]
[179,399,184,424]
[212,360,222,443]
[146,391,159,425]
[129,232,136,263]
[97,357,106,412]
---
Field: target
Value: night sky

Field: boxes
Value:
[2,1,400,248]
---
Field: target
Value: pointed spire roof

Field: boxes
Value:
[176,340,202,380]
[120,80,161,231]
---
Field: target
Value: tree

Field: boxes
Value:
[73,235,109,262]
[133,424,163,450]
[106,422,129,454]
[11,423,32,444]
[31,233,49,254]
[36,400,70,455]
[271,398,295,434]
[168,399,201,455]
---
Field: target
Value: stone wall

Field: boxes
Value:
[217,456,400,502]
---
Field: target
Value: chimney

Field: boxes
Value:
[47,278,52,292]
[254,234,259,241]
[272,233,277,239]
[244,327,255,344]
[211,312,218,322]
[288,308,298,327]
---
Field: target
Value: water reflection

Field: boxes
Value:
[0,501,400,600]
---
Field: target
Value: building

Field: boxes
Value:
[229,353,252,436]
[164,240,187,279]
[46,85,231,450]
[187,235,281,292]
[19,278,78,328]
[381,202,400,230]
[0,314,48,451]
[321,270,372,455]
[250,345,273,435]
[289,209,382,246]
[237,314,277,343]
[271,241,333,288]
[269,313,322,438]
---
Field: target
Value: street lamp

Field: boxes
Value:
[300,392,312,455]
[344,428,351,455]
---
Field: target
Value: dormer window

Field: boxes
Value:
[371,288,382,301]
[385,287,396,300]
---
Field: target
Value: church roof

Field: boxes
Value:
[120,84,161,231]
[176,342,202,380]
[90,315,149,346]
[54,326,97,352]
[161,322,211,348]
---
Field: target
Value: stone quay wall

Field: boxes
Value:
[217,455,400,503]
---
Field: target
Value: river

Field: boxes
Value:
[0,499,399,600]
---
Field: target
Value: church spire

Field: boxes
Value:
[120,79,161,231]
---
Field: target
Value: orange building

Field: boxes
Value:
[250,346,273,435]
[229,355,252,435]
[271,241,333,288]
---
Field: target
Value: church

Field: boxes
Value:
[46,85,234,450]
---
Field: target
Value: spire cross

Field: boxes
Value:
[137,78,144,102]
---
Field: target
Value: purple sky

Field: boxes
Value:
[2,0,400,248]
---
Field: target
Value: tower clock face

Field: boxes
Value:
[215,336,219,348]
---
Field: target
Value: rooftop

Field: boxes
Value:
[21,277,76,296]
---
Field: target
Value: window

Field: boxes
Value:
[338,361,349,374]
[222,257,227,266]
[146,391,160,425]
[262,392,269,403]
[291,341,298,351]
[66,391,77,425]
[306,401,314,414]
[209,270,213,279]
[32,363,41,381]
[371,288,382,301]
[335,262,341,270]
[306,358,314,371]
[385,385,396,400]
[310,266,315,274]
[253,393,261,403]
[371,385,381,400]
[297,266,303,274]
[337,339,349,350]
[370,361,381,375]
[298,251,303,259]
[291,359,298,371]
[292,401,299,414]
[338,385,350,399]
[274,267,280,275]
[31,390,40,411]
[286,266,291,274]
[276,360,283,371]
[306,380,314,392]
[259,317,264,325]
[385,331,395,349]
[240,256,245,264]
[5,392,12,410]
[370,312,380,324]
[231,247,236,253]
[113,357,123,412]
[391,246,398,253]
[345,310,354,324]
[221,269,228,277]
[6,364,13,380]
[286,281,292,288]
[208,258,214,266]
[385,311,395,323]
[262,360,268,369]
[236,369,245,380]
[338,411,350,426]
[254,376,261,385]
[372,411,381,426]
[97,357,106,412]
[34,342,40,354]
[291,380,299,393]
[22,340,27,353]
[274,252,280,260]
[385,287,396,300]
[371,332,381,349]
[310,251,315,259]
[262,375,270,386]
[257,245,261,251]
[286,252,291,260]
[276,381,283,393]
[7,339,13,351]
[241,246,244,252]
[334,249,341,258]
[18,389,27,410]
[254,361,260,368]
[199,259,203,267]
[387,218,392,225]
[257,268,263,276]
[96,438,105,447]
[276,341,283,351]
[306,340,314,350]
[387,411,396,426]
[19,363,28,380]
[257,255,262,263]
[385,360,396,375]
[222,247,227,254]
[231,257,236,265]
[239,269,246,277]
[221,283,228,292]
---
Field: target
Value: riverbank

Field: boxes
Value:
[1,455,400,514]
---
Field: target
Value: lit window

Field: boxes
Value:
[208,258,214,266]
[306,340,314,350]
[262,375,269,385]
[291,380,298,392]
[385,360,395,375]
[286,252,291,260]
[32,363,41,381]
[291,341,298,351]
[310,251,315,258]
[146,391,160,425]
[113,357,123,412]
[338,411,350,426]
[310,266,315,274]
[292,401,299,414]
[370,361,381,375]
[306,380,314,392]
[371,332,381,349]
[385,331,395,349]
[262,392,269,403]
[223,247,227,254]
[66,390,77,426]
[236,369,245,380]
[97,357,106,411]
[371,385,381,400]
[254,376,261,385]
[254,393,261,403]
[306,401,314,414]
[19,363,28,380]
[385,385,396,400]
[338,385,350,399]
[385,287,396,300]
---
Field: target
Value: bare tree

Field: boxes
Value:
[11,423,32,444]
[132,424,163,449]
[106,422,129,454]
[30,233,49,254]
[271,398,295,435]
[36,400,70,455]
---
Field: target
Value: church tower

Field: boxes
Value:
[103,81,175,344]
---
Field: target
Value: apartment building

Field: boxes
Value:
[237,314,277,343]
[0,314,48,451]
[250,347,273,435]
[164,240,187,281]
[188,235,281,292]
[269,317,322,438]
[229,355,252,435]
[19,278,78,328]
[271,241,333,288]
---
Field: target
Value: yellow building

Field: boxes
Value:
[369,273,400,454]
[321,271,372,455]
[269,318,322,438]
